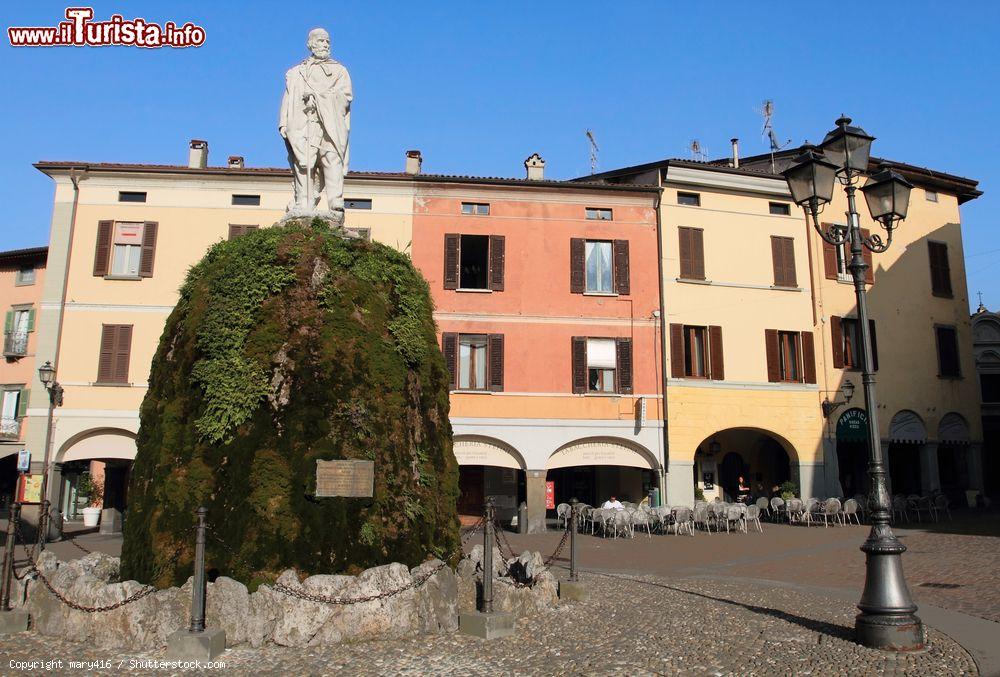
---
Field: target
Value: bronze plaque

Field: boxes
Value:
[315,459,374,498]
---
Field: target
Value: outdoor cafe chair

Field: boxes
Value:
[725,505,746,533]
[769,496,785,522]
[842,498,862,525]
[906,495,927,522]
[755,497,770,520]
[934,494,952,521]
[818,498,841,527]
[612,510,633,539]
[556,503,571,528]
[745,504,763,533]
[693,505,712,534]
[672,507,694,536]
[632,509,653,538]
[786,498,803,523]
[891,495,909,523]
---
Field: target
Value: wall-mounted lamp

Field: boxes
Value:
[821,379,855,418]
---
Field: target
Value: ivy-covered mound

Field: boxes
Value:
[121,219,459,589]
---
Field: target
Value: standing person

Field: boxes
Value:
[737,476,751,504]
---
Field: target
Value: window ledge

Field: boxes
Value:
[92,382,133,387]
[932,292,955,299]
[451,389,494,395]
[13,281,35,288]
[583,291,619,297]
[676,278,711,285]
[455,288,493,294]
[582,392,621,398]
[937,374,963,381]
[103,275,142,281]
[769,285,803,292]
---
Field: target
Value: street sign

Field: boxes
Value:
[16,449,30,472]
[545,481,555,509]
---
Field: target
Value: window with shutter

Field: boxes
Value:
[584,241,614,293]
[708,325,724,380]
[830,316,844,369]
[822,231,839,280]
[928,241,952,297]
[613,240,630,295]
[678,227,705,280]
[441,333,458,389]
[860,228,874,284]
[228,224,259,240]
[935,325,960,377]
[764,329,780,382]
[570,238,586,293]
[771,236,796,287]
[683,326,709,378]
[97,324,132,384]
[457,334,488,390]
[585,338,617,393]
[777,331,801,382]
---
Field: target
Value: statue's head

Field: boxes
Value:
[306,28,331,59]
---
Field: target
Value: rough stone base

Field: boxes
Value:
[458,611,514,639]
[558,580,589,602]
[164,628,227,661]
[0,610,29,634]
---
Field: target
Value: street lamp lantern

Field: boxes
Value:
[782,145,839,208]
[820,116,875,177]
[861,168,913,227]
[38,360,55,388]
[841,379,856,402]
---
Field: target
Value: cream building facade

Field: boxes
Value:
[585,149,984,506]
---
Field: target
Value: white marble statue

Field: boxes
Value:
[279,28,352,216]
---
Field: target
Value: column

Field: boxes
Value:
[920,442,940,495]
[967,443,985,494]
[525,469,547,534]
[665,460,695,505]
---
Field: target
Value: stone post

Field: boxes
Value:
[458,497,514,639]
[482,498,494,615]
[0,504,29,634]
[165,506,226,660]
[558,498,588,601]
[525,470,547,534]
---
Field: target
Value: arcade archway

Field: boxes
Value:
[453,436,525,522]
[545,437,659,509]
[694,428,794,502]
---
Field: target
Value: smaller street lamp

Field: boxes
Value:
[36,361,64,549]
[820,116,875,179]
[861,168,913,229]
[782,145,839,216]
[822,379,856,418]
[37,361,55,388]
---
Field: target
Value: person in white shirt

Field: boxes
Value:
[601,496,624,510]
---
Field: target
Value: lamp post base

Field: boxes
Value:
[855,612,924,652]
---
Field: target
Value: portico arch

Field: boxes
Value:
[545,437,659,509]
[55,427,137,520]
[452,435,526,521]
[887,410,927,495]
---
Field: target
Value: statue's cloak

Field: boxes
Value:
[279,58,352,169]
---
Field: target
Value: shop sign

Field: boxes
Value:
[545,481,555,509]
[837,408,869,442]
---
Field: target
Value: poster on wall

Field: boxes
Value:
[17,473,42,504]
[545,481,555,509]
[702,472,715,490]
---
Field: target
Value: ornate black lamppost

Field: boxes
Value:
[782,116,921,651]
[36,360,64,549]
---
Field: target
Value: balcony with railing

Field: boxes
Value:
[0,417,21,441]
[3,331,27,357]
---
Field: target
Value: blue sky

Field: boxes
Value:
[2,1,998,309]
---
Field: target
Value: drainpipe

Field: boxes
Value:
[653,182,669,500]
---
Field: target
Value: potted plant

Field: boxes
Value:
[694,486,706,502]
[78,474,103,527]
[779,480,798,502]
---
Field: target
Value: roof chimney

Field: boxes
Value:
[188,139,208,169]
[405,149,422,175]
[228,155,244,169]
[524,153,546,181]
[730,138,740,169]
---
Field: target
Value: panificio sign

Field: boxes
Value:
[315,459,374,498]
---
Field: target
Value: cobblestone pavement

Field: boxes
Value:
[0,574,976,675]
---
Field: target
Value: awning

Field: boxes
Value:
[60,432,137,462]
[888,410,927,445]
[547,439,656,470]
[938,413,971,445]
[453,439,522,469]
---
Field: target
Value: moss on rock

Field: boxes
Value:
[120,219,459,589]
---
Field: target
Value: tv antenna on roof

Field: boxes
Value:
[758,99,792,172]
[585,129,600,175]
[689,139,707,161]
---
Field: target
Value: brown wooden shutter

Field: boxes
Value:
[113,325,133,382]
[678,228,692,278]
[139,221,158,278]
[928,241,952,296]
[801,331,816,384]
[441,333,458,389]
[613,240,630,295]
[860,228,874,284]
[708,325,724,380]
[443,234,460,290]
[93,220,113,276]
[570,238,585,293]
[821,225,838,279]
[572,336,587,393]
[488,235,505,291]
[690,228,705,279]
[669,324,685,378]
[830,316,844,369]
[771,236,797,287]
[488,334,504,391]
[764,329,780,382]
[616,338,633,394]
[97,325,116,382]
[228,224,243,240]
[869,319,879,372]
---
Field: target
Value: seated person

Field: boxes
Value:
[601,495,624,510]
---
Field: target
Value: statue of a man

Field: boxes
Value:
[279,28,352,214]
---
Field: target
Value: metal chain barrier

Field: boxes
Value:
[489,515,570,589]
